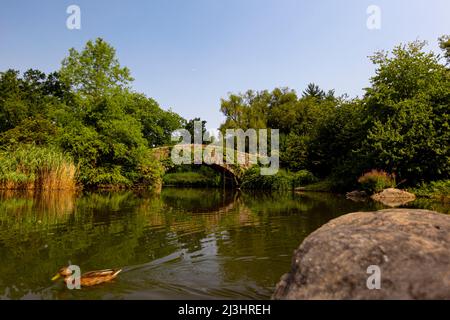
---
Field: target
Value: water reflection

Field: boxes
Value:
[0,189,447,299]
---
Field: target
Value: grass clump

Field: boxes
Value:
[357,169,396,194]
[0,145,77,190]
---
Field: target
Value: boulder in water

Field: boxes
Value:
[273,209,450,300]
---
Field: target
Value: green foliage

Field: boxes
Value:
[409,180,450,201]
[219,86,338,173]
[0,38,185,190]
[60,38,133,99]
[300,179,334,192]
[241,168,293,190]
[291,170,318,188]
[163,165,221,187]
[0,118,59,145]
[360,41,450,184]
[0,145,76,190]
[307,101,366,180]
[0,69,71,132]
[1,36,449,191]
[357,170,396,194]
[241,168,322,191]
[221,37,449,191]
[439,35,450,64]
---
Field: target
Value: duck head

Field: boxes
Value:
[51,266,73,281]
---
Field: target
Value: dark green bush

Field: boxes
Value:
[241,168,292,190]
[291,170,317,188]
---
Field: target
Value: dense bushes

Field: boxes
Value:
[291,170,318,188]
[241,168,292,190]
[241,168,317,190]
[409,180,450,201]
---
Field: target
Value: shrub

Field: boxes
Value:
[357,169,396,194]
[409,180,450,202]
[241,168,292,190]
[291,170,318,188]
[80,165,131,189]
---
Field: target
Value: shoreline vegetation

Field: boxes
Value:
[0,146,76,190]
[0,36,449,200]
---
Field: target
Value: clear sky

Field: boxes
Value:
[0,0,449,129]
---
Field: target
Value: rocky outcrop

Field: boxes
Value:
[273,209,450,300]
[371,188,416,207]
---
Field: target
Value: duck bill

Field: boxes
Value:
[51,274,61,281]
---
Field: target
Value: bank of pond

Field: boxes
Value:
[0,147,448,205]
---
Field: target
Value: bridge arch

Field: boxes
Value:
[152,144,257,185]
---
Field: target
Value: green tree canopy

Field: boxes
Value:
[60,38,133,99]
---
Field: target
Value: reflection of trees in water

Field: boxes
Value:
[214,191,389,290]
[0,191,161,299]
[404,198,450,214]
[0,191,76,223]
[0,189,242,299]
[160,188,236,213]
[1,189,447,299]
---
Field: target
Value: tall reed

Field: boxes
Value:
[0,145,77,190]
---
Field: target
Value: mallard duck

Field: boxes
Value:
[51,267,122,287]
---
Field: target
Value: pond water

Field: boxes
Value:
[0,188,448,300]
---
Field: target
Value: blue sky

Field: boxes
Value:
[0,0,449,129]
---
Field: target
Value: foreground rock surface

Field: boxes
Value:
[273,209,450,300]
[371,188,416,207]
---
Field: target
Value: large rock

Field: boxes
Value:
[273,209,450,300]
[371,188,416,207]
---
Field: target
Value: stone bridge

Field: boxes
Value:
[153,144,259,185]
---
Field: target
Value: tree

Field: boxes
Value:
[59,38,133,100]
[302,83,325,99]
[361,40,450,183]
[56,39,183,187]
[439,35,450,64]
[0,69,27,131]
[219,90,271,132]
[307,101,366,184]
[0,69,68,133]
[186,118,208,142]
[0,38,184,189]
